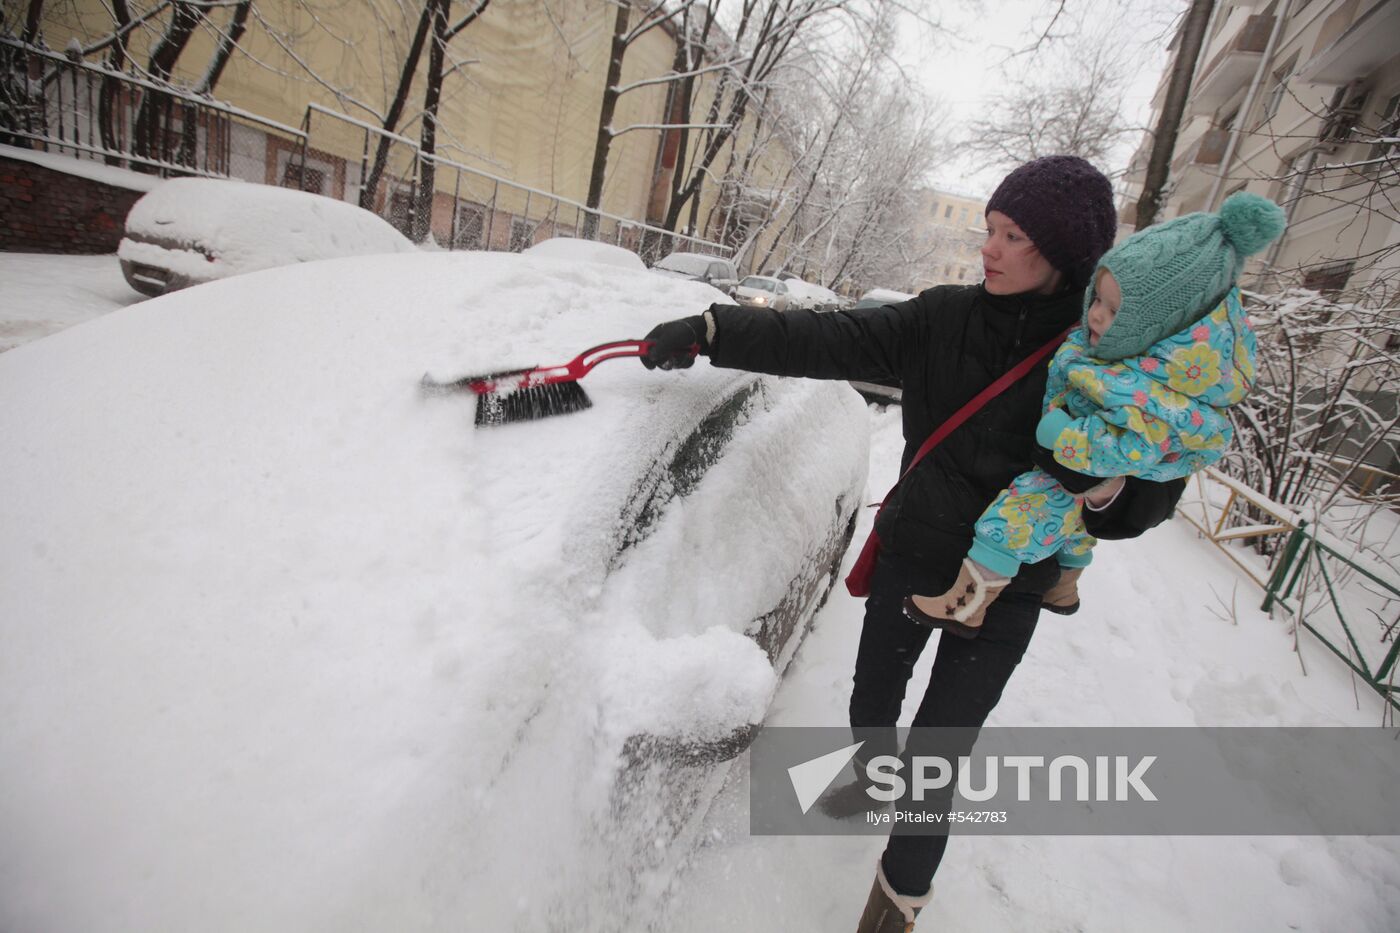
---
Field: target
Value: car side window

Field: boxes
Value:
[709,263,725,279]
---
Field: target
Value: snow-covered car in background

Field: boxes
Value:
[648,250,740,294]
[851,286,916,309]
[777,274,841,311]
[733,274,792,311]
[845,288,915,404]
[117,177,416,297]
[0,241,868,930]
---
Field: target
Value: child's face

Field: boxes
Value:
[1086,270,1121,348]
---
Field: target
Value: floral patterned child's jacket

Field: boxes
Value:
[1035,286,1258,482]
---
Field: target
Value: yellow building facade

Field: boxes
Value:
[32,0,790,257]
[906,187,986,292]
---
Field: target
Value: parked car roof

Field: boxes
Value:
[651,251,732,277]
[858,287,916,304]
[0,249,868,928]
[781,277,841,310]
[521,237,645,270]
[117,178,415,296]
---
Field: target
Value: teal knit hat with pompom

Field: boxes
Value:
[1090,191,1286,361]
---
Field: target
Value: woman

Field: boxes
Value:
[640,156,1185,932]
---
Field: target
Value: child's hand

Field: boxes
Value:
[1081,476,1126,509]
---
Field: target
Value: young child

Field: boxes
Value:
[904,191,1286,638]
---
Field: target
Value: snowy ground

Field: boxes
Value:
[3,254,1397,931]
[657,405,1400,933]
[0,253,142,352]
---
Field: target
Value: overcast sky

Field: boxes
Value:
[902,0,1183,198]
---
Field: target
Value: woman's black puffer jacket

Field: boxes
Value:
[708,284,1091,597]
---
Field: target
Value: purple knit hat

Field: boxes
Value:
[984,156,1118,290]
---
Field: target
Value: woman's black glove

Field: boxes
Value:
[641,313,710,370]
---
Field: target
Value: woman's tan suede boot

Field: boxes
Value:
[856,858,932,932]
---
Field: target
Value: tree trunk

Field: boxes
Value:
[98,0,131,165]
[360,0,436,211]
[197,0,251,95]
[23,0,44,45]
[132,1,206,170]
[413,0,450,243]
[1134,0,1215,230]
[583,0,631,239]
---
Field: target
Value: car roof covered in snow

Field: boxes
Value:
[121,177,415,278]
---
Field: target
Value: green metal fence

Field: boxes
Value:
[1181,468,1399,713]
[1261,520,1400,712]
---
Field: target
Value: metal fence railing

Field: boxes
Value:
[298,104,730,261]
[1180,468,1399,712]
[0,37,303,182]
[1,39,728,263]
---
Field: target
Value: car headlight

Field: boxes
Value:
[754,296,767,304]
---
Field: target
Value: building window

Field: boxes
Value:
[1273,149,1310,207]
[454,203,486,250]
[1319,83,1369,149]
[281,162,326,194]
[1261,54,1298,124]
[509,217,534,252]
[958,208,968,224]
[944,204,953,219]
[930,200,939,216]
[1302,261,1353,298]
[388,188,414,235]
[1368,93,1400,165]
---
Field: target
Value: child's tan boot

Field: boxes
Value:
[1041,566,1085,615]
[902,559,1009,639]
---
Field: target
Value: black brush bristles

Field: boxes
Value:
[474,381,593,427]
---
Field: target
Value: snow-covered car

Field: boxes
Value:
[733,274,792,311]
[778,274,841,312]
[0,247,868,929]
[117,177,416,297]
[851,286,916,310]
[648,250,740,294]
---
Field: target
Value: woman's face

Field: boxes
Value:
[981,210,1064,296]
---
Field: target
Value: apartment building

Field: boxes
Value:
[906,187,986,292]
[18,0,795,261]
[1119,0,1399,492]
[1120,0,1399,296]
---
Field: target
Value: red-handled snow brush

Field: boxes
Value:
[421,339,694,427]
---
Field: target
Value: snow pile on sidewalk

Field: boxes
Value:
[0,253,143,352]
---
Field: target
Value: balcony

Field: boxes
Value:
[1173,126,1232,174]
[1299,0,1400,84]
[1188,14,1275,116]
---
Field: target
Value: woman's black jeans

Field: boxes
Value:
[849,552,1043,897]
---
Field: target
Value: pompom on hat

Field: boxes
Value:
[984,155,1118,290]
[1091,191,1286,361]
